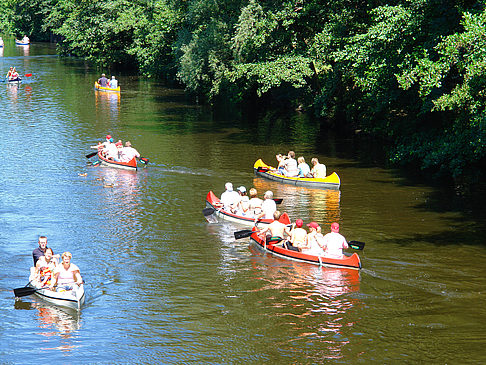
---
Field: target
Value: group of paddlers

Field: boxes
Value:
[91,134,140,162]
[32,236,83,290]
[275,151,327,178]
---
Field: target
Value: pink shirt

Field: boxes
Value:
[120,146,140,162]
[56,263,80,285]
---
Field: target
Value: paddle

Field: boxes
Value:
[256,166,270,172]
[139,157,149,165]
[203,207,216,216]
[348,240,365,250]
[273,198,283,204]
[86,151,98,158]
[13,286,48,298]
[24,73,32,77]
[234,229,254,240]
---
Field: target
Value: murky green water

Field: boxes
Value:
[0,40,485,364]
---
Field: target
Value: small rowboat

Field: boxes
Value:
[205,191,291,227]
[7,78,21,84]
[254,159,340,190]
[249,228,361,270]
[15,40,30,45]
[97,151,137,171]
[94,81,120,93]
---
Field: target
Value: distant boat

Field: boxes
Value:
[94,81,120,93]
[15,40,30,46]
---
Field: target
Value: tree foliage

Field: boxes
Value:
[5,0,486,180]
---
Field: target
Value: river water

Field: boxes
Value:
[0,41,485,364]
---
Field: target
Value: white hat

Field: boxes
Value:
[225,182,233,191]
[237,186,246,193]
[264,190,273,199]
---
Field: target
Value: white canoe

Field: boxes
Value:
[27,282,85,310]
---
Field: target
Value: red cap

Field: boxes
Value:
[331,222,339,232]
[307,222,319,229]
[115,141,122,146]
[295,219,303,228]
[106,135,112,139]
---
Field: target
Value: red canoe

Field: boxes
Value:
[97,151,137,171]
[205,191,291,226]
[249,227,362,270]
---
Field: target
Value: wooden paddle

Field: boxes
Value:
[273,198,283,204]
[348,240,365,250]
[13,286,47,298]
[86,151,98,158]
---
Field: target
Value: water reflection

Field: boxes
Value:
[95,90,120,119]
[18,44,29,57]
[249,247,361,359]
[6,83,19,103]
[14,300,80,351]
[252,177,341,222]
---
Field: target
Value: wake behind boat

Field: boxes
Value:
[254,159,341,190]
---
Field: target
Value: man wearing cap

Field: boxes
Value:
[98,73,109,87]
[103,137,118,160]
[285,219,308,251]
[220,182,240,212]
[321,222,348,258]
[254,190,277,222]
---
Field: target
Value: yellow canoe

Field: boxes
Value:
[94,81,120,93]
[254,159,340,190]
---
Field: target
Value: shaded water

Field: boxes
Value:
[0,40,485,363]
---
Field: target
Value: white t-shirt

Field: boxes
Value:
[322,232,348,258]
[56,263,80,285]
[261,199,277,219]
[283,158,299,177]
[109,79,118,88]
[313,163,327,178]
[104,143,118,159]
[220,190,240,210]
[120,146,140,162]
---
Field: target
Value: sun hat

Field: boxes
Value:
[237,186,246,193]
[295,219,303,228]
[307,221,319,229]
[331,222,339,232]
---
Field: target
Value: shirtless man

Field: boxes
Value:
[285,219,308,251]
[259,211,291,242]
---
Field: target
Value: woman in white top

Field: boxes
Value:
[248,188,263,217]
[303,222,325,256]
[50,252,83,290]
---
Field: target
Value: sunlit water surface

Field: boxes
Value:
[0,41,485,364]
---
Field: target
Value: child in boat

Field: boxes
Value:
[34,248,59,287]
